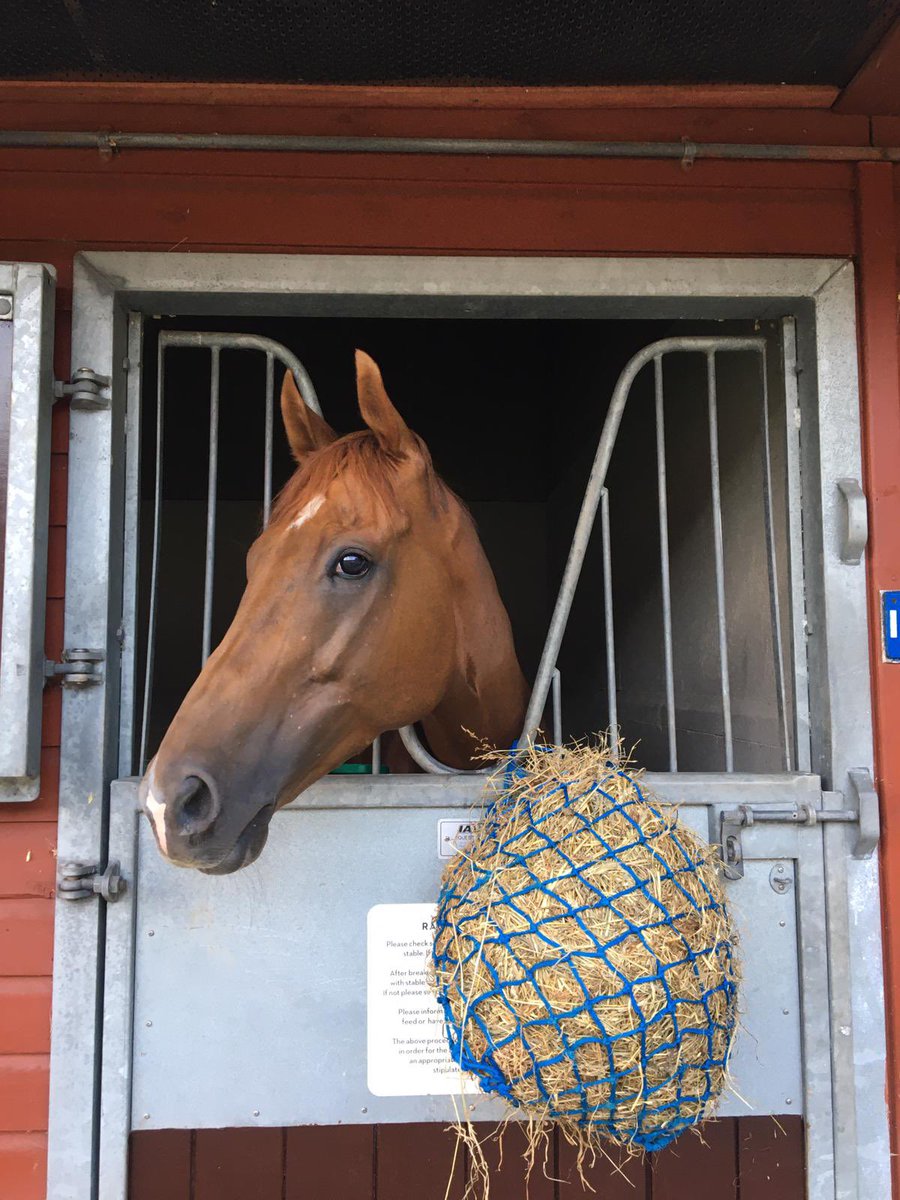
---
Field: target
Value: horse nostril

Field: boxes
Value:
[173,775,218,836]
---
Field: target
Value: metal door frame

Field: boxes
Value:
[48,252,886,1200]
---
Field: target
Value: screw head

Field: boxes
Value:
[252,1110,260,1117]
[148,930,155,937]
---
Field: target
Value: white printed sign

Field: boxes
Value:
[367,902,479,1097]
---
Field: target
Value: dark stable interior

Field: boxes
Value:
[135,313,793,775]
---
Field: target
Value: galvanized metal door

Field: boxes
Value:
[47,252,890,1200]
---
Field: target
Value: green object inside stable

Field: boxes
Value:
[330,762,389,774]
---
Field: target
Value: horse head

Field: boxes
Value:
[140,350,528,873]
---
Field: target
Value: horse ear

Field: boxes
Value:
[355,350,416,455]
[280,370,336,462]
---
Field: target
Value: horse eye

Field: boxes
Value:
[333,550,373,579]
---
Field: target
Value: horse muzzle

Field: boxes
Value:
[140,762,274,874]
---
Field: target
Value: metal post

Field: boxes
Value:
[706,351,734,772]
[201,348,220,667]
[655,354,678,771]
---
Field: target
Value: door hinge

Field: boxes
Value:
[45,648,104,687]
[54,367,111,410]
[58,860,125,903]
[719,770,880,881]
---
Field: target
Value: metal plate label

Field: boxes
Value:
[437,818,478,860]
[366,903,476,1097]
[882,591,900,662]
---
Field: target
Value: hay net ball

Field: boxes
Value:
[432,742,739,1153]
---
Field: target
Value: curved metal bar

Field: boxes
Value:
[397,724,491,775]
[158,331,321,414]
[521,335,765,743]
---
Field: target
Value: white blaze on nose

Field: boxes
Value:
[145,784,168,855]
[289,494,325,531]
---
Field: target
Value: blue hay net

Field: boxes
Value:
[432,752,738,1152]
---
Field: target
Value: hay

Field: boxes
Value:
[432,740,739,1163]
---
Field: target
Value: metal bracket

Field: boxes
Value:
[719,772,880,880]
[847,768,880,858]
[0,293,12,320]
[45,648,104,687]
[836,478,868,564]
[54,367,111,411]
[58,860,125,903]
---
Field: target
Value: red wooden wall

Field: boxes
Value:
[0,83,896,1199]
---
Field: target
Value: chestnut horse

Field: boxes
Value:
[140,351,529,874]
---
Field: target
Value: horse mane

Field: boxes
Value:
[269,429,463,529]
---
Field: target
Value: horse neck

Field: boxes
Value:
[420,511,530,769]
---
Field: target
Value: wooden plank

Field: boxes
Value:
[0,104,870,147]
[855,159,900,1200]
[0,147,859,189]
[0,1056,49,1134]
[0,900,54,976]
[47,452,68,526]
[737,1116,805,1198]
[193,1128,283,1200]
[376,1122,464,1200]
[557,1131,649,1199]
[835,18,900,115]
[0,980,51,1054]
[0,1132,47,1200]
[43,596,64,663]
[471,1122,555,1200]
[128,1130,192,1200]
[0,81,841,111]
[285,1125,373,1200]
[652,1119,738,1200]
[0,825,57,898]
[0,172,856,257]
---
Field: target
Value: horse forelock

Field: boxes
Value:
[269,430,460,531]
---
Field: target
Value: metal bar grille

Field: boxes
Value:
[516,334,793,776]
[137,332,320,774]
[137,330,799,780]
[706,350,734,772]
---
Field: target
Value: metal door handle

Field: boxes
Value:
[836,478,867,564]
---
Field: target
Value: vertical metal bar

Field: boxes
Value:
[201,347,220,667]
[600,487,618,754]
[138,341,165,775]
[371,735,382,776]
[654,355,678,772]
[118,314,143,778]
[758,345,792,771]
[707,351,734,772]
[551,668,562,744]
[782,319,811,772]
[263,351,274,528]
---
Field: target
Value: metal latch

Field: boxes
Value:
[58,860,125,903]
[836,479,868,565]
[54,367,111,411]
[719,769,880,880]
[45,648,104,687]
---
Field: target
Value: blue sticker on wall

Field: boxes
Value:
[884,592,900,663]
